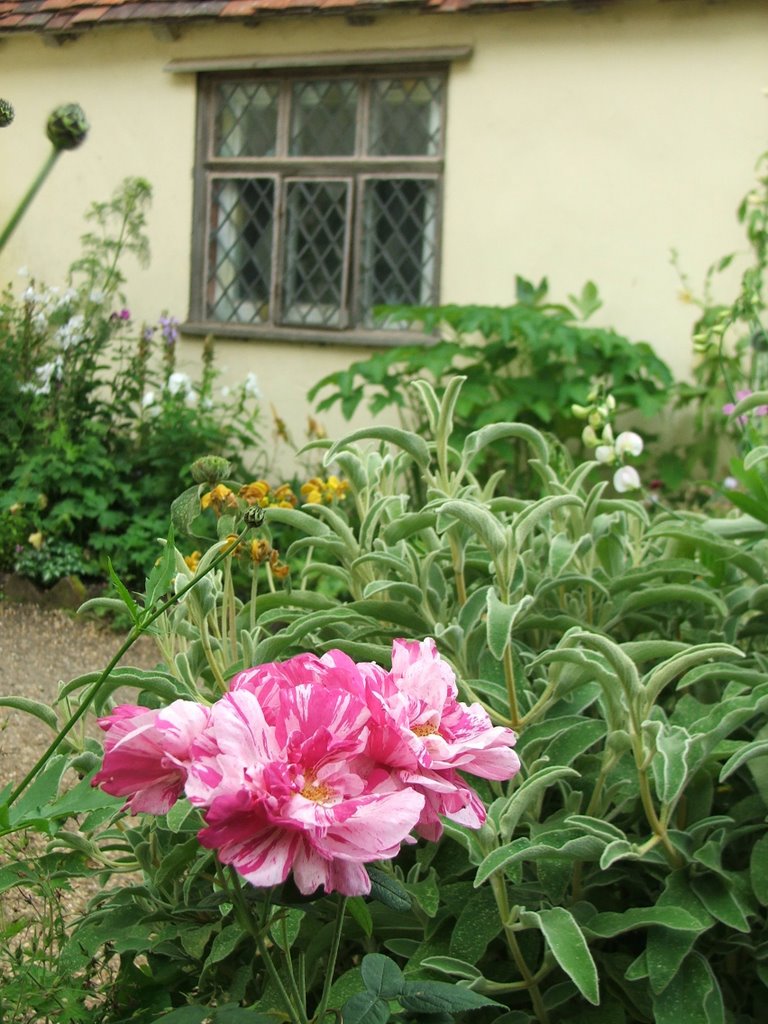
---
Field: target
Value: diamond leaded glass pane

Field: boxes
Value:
[289,80,358,157]
[360,178,438,326]
[215,82,278,158]
[207,178,274,323]
[282,180,349,328]
[368,78,443,157]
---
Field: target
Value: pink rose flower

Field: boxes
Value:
[191,688,424,896]
[91,700,210,813]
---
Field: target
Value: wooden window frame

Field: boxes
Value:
[187,63,448,346]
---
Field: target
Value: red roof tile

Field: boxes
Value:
[0,0,569,32]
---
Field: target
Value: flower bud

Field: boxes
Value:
[581,425,598,447]
[601,423,614,444]
[191,455,233,485]
[595,444,616,465]
[571,403,591,419]
[0,99,14,128]
[46,103,89,151]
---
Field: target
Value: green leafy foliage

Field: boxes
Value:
[4,375,768,1023]
[309,277,675,493]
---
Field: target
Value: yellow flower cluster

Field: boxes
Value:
[238,481,298,509]
[200,484,238,516]
[300,475,349,505]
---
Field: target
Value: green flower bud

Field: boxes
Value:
[0,99,14,128]
[46,103,89,151]
[190,455,233,485]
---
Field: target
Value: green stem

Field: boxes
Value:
[312,895,347,1023]
[5,528,248,810]
[503,644,521,731]
[489,876,550,1024]
[0,147,60,254]
[226,868,308,1024]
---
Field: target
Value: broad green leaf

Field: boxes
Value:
[269,907,305,952]
[646,927,699,996]
[399,979,502,1013]
[533,907,599,1005]
[449,887,502,962]
[643,643,743,705]
[405,868,440,918]
[361,953,404,999]
[583,906,702,937]
[367,865,412,911]
[651,952,724,1024]
[690,875,750,932]
[203,923,246,970]
[340,992,390,1024]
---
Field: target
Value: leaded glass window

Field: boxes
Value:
[192,67,446,337]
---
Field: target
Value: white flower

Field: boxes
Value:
[614,431,644,458]
[581,425,598,447]
[56,313,85,350]
[723,476,739,491]
[89,288,105,304]
[167,371,192,396]
[243,371,261,399]
[220,385,231,398]
[141,390,156,408]
[595,445,615,465]
[613,465,641,493]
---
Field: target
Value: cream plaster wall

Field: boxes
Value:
[0,0,766,458]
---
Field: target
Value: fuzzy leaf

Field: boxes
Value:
[486,588,534,659]
[0,696,58,730]
[361,953,404,999]
[399,979,501,1013]
[531,907,599,1005]
[651,952,724,1024]
[436,499,507,556]
[327,426,430,469]
[340,992,391,1024]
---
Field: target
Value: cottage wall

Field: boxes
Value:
[1,0,766,448]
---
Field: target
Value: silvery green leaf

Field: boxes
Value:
[461,422,550,468]
[436,499,507,556]
[327,426,431,470]
[497,766,579,840]
[651,952,724,1024]
[743,445,768,470]
[531,907,599,1005]
[486,588,534,659]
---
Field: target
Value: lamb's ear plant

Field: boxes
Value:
[3,376,768,1023]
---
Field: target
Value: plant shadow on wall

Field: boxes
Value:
[3,377,768,1023]
[0,177,271,588]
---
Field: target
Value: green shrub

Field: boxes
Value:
[309,278,675,495]
[3,377,767,1023]
[0,178,266,586]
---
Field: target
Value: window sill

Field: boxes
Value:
[181,320,434,349]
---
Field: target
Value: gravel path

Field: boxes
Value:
[0,601,159,787]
